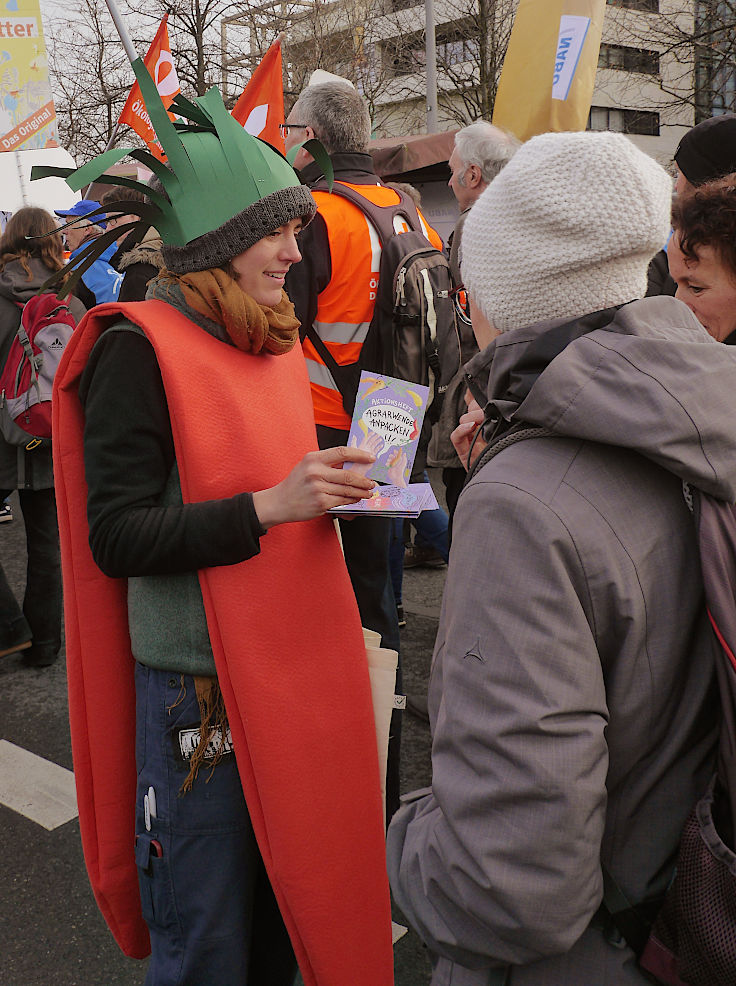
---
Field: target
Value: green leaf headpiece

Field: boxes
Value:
[31,58,328,277]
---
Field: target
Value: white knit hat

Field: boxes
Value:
[461,130,673,333]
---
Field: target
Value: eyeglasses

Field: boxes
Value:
[279,123,308,138]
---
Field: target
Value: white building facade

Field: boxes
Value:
[276,0,698,166]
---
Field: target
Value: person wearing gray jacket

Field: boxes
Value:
[386,130,736,985]
[0,207,86,665]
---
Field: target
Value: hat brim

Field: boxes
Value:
[161,184,316,275]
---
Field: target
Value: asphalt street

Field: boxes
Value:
[0,481,447,986]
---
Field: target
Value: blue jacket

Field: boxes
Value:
[71,241,123,305]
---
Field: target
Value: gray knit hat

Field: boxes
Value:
[462,131,673,333]
[162,184,316,274]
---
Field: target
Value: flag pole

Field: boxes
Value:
[104,0,139,65]
[425,0,438,133]
[81,0,139,197]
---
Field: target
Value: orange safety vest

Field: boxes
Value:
[303,181,443,431]
[53,300,394,986]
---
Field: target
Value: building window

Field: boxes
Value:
[606,0,659,11]
[588,106,660,136]
[384,22,479,76]
[598,43,659,75]
[437,22,480,67]
[386,36,426,76]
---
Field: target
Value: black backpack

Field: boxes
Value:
[304,182,457,418]
[602,483,736,986]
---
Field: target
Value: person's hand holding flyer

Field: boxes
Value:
[330,371,440,518]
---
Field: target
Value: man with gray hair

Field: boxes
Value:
[448,121,520,285]
[285,80,372,166]
[285,82,444,818]
[429,121,520,522]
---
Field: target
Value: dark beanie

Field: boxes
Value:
[674,114,736,185]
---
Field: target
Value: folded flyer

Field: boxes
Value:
[330,482,439,519]
[329,371,435,518]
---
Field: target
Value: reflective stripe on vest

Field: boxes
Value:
[305,181,442,430]
[313,319,372,345]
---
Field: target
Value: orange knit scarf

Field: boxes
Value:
[156,267,299,355]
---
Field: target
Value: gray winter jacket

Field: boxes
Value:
[0,258,86,490]
[387,296,736,985]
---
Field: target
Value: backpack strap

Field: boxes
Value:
[303,322,360,415]
[466,423,556,481]
[310,180,424,243]
[598,862,666,959]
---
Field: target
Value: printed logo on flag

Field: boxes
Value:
[118,15,180,161]
[154,50,179,98]
[243,104,268,137]
[552,15,591,102]
[231,37,285,152]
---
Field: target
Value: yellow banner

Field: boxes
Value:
[493,0,606,142]
[0,0,59,151]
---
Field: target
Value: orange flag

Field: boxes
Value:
[231,37,285,153]
[119,15,181,160]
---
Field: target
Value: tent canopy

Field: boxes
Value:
[369,129,457,182]
[1,147,79,215]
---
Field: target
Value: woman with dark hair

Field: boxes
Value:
[1,206,67,274]
[668,175,736,343]
[647,114,736,297]
[0,206,86,664]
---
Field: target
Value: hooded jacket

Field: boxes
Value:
[0,257,86,490]
[111,226,164,303]
[387,295,736,985]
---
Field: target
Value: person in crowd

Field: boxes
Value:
[52,77,393,986]
[387,129,736,985]
[647,112,736,297]
[668,174,736,344]
[101,185,147,248]
[429,120,520,526]
[0,207,86,665]
[284,80,444,816]
[54,199,123,307]
[383,180,449,617]
[102,186,164,302]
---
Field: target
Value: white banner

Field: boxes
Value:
[552,15,591,102]
[0,0,59,151]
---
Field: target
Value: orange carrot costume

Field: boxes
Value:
[53,299,394,986]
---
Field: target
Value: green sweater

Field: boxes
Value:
[127,463,216,675]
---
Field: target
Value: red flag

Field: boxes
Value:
[119,15,181,160]
[231,37,285,153]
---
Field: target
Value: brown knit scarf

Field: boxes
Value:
[157,266,299,355]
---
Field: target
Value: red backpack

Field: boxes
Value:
[0,294,77,448]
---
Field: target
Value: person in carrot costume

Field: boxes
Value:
[37,58,394,986]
